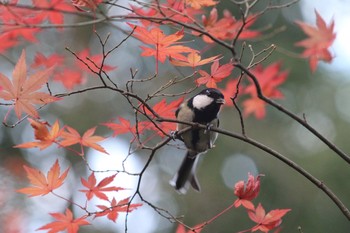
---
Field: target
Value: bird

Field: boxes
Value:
[170,88,225,194]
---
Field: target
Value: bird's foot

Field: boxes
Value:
[170,130,182,141]
[204,123,214,134]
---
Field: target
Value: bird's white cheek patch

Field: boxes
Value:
[192,95,213,110]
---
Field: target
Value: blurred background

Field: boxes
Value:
[1,0,350,232]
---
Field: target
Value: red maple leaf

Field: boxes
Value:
[0,0,42,44]
[195,8,260,43]
[95,197,142,222]
[170,51,220,69]
[144,97,184,119]
[60,126,109,155]
[103,117,145,137]
[219,79,242,106]
[76,48,116,73]
[0,50,60,119]
[246,203,291,233]
[243,62,288,119]
[80,172,124,201]
[0,0,31,23]
[1,25,41,44]
[234,173,261,210]
[31,52,65,69]
[30,52,85,90]
[37,208,90,233]
[32,0,76,25]
[142,98,183,136]
[0,33,19,53]
[131,24,195,71]
[242,96,267,120]
[17,159,69,197]
[295,10,336,72]
[53,69,85,90]
[14,118,61,150]
[196,60,234,88]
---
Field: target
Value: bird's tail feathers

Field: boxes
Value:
[170,151,200,194]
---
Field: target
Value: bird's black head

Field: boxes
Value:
[189,88,225,123]
[199,88,225,104]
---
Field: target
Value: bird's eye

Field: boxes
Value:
[206,89,211,95]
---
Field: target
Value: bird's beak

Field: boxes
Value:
[216,98,225,105]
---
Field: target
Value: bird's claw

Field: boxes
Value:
[170,130,179,140]
[204,123,214,134]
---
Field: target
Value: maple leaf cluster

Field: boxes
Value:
[17,160,142,233]
[233,174,291,233]
[15,118,108,155]
[130,1,335,73]
[241,62,288,119]
[0,1,340,232]
[174,173,290,233]
[127,5,336,119]
[0,0,78,52]
[0,48,116,123]
[0,1,111,92]
[0,2,337,123]
[31,48,115,90]
[195,8,260,43]
[194,61,287,120]
[104,97,184,139]
[130,2,260,73]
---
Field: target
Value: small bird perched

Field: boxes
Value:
[170,88,225,194]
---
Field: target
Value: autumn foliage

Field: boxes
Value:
[0,0,345,233]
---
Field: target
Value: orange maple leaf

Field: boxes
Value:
[131,24,195,71]
[0,50,60,119]
[60,126,109,155]
[79,173,124,201]
[234,173,261,210]
[17,159,69,197]
[170,51,220,69]
[196,60,234,88]
[246,203,291,233]
[37,208,90,233]
[95,197,142,222]
[14,118,61,150]
[295,10,336,72]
